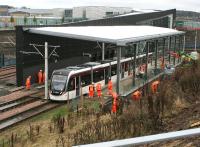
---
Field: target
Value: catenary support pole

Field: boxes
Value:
[102,42,105,60]
[168,37,171,64]
[145,42,149,79]
[116,46,121,95]
[133,44,137,86]
[173,36,176,65]
[162,38,165,65]
[155,40,158,70]
[195,30,197,51]
[183,35,185,52]
[45,42,48,99]
[178,36,181,63]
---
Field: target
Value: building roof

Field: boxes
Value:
[9,9,51,14]
[28,26,184,46]
[115,9,159,17]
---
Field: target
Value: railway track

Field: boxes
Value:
[0,65,16,82]
[0,65,15,72]
[0,89,62,131]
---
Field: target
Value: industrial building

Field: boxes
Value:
[72,6,132,20]
[16,9,176,86]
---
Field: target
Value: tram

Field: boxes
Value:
[49,53,153,101]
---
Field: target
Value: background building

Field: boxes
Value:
[72,6,132,20]
[0,5,13,16]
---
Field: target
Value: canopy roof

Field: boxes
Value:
[28,26,184,46]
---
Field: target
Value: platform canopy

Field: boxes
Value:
[28,26,184,46]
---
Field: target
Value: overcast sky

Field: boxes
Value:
[1,0,200,12]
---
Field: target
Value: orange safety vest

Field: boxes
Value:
[111,92,118,99]
[108,80,113,91]
[96,83,101,91]
[151,81,160,93]
[96,83,102,97]
[26,77,31,90]
[89,85,94,98]
[89,85,94,92]
[38,71,43,84]
[112,98,117,113]
[132,90,141,100]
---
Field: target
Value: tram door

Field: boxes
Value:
[105,67,110,84]
[76,76,80,97]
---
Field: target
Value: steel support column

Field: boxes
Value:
[102,42,105,60]
[183,35,185,52]
[155,40,158,70]
[178,36,181,63]
[145,42,149,79]
[116,46,121,95]
[195,30,197,51]
[162,38,165,68]
[168,37,171,64]
[133,44,137,86]
[173,36,176,65]
[45,42,48,99]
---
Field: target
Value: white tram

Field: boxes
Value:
[49,53,153,101]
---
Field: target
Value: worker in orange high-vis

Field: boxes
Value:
[89,83,94,98]
[42,71,45,84]
[26,76,31,90]
[132,90,141,101]
[38,70,43,84]
[151,81,160,94]
[112,91,118,100]
[96,83,102,98]
[112,98,117,113]
[108,80,113,95]
[111,91,118,113]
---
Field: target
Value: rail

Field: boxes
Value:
[73,128,200,147]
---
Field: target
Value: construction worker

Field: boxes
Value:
[42,71,45,84]
[25,76,31,90]
[38,70,43,84]
[111,91,118,113]
[96,83,102,98]
[108,80,113,95]
[112,91,118,100]
[132,90,141,101]
[151,81,160,94]
[89,83,94,98]
[112,98,117,113]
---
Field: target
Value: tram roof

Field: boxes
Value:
[28,26,184,46]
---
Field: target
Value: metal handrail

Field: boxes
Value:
[73,128,200,147]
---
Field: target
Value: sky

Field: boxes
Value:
[1,0,200,12]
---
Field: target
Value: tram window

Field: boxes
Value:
[111,65,117,76]
[94,70,104,82]
[81,73,91,86]
[68,77,75,91]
